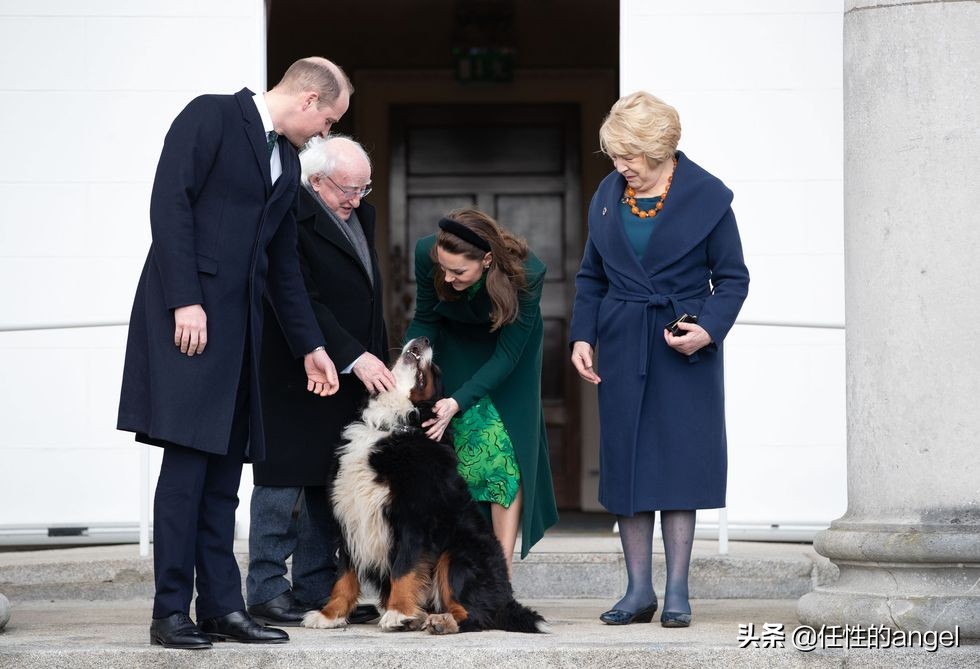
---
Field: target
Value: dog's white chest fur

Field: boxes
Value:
[329,349,422,577]
[331,424,393,576]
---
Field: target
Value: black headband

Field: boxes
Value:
[438,218,491,253]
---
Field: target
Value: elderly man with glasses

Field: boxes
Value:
[246,135,393,627]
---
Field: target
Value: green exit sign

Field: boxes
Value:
[453,47,514,83]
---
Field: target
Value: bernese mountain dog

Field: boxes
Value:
[301,336,546,634]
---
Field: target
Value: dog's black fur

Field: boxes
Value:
[309,338,545,634]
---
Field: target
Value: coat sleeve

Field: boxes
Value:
[266,195,324,359]
[404,239,444,347]
[296,231,365,371]
[568,215,610,349]
[696,207,749,347]
[450,265,545,414]
[148,95,223,310]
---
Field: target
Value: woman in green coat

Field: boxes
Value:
[405,208,558,573]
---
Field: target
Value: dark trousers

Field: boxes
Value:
[151,368,249,621]
[246,485,338,607]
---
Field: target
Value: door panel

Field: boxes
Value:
[390,104,581,509]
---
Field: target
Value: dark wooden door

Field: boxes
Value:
[388,104,582,509]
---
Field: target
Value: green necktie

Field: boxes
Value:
[266,131,278,157]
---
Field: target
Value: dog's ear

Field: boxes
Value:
[411,401,437,428]
[429,362,445,401]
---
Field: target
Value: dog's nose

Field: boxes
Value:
[418,337,429,347]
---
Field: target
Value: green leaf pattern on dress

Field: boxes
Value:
[451,395,520,508]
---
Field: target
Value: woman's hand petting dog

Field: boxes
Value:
[423,397,459,441]
[663,321,712,356]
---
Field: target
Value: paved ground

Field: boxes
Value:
[1,598,976,668]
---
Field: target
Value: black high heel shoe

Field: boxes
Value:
[660,610,692,628]
[599,598,658,625]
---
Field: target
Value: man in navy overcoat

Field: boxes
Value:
[117,57,350,649]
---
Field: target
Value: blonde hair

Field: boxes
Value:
[431,208,529,332]
[599,91,681,166]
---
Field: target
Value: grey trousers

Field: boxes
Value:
[245,485,338,607]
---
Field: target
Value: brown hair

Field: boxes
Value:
[432,208,528,331]
[275,57,353,106]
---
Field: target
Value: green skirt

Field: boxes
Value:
[451,396,521,507]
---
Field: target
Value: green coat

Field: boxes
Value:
[405,235,558,557]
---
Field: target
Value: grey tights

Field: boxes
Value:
[613,509,696,614]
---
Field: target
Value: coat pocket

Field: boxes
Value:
[196,254,219,275]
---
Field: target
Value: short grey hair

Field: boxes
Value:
[299,134,371,185]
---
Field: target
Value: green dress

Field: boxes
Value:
[405,235,559,557]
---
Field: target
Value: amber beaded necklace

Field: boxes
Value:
[622,156,678,219]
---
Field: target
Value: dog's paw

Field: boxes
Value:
[378,609,424,632]
[422,612,459,635]
[301,610,347,629]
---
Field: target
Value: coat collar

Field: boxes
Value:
[298,187,377,285]
[235,87,273,193]
[596,151,734,278]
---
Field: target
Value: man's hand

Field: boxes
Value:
[664,321,712,356]
[304,347,339,396]
[174,304,207,356]
[352,352,396,394]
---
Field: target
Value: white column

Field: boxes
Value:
[798,0,980,637]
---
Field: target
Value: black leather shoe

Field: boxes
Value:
[660,610,692,627]
[347,604,381,625]
[149,612,212,649]
[198,610,289,643]
[599,600,658,625]
[247,592,307,627]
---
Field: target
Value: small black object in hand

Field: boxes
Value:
[665,313,698,337]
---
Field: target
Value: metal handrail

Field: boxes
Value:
[0,318,845,334]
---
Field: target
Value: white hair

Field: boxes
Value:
[299,134,371,185]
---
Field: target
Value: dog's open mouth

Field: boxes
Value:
[401,337,430,367]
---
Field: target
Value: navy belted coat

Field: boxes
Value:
[117,88,322,460]
[569,152,749,515]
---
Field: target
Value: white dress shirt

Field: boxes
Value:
[252,93,282,185]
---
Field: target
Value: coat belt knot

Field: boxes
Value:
[607,286,708,376]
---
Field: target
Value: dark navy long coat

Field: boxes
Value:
[117,88,322,460]
[569,152,749,515]
[254,192,388,486]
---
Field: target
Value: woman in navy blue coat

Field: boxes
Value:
[569,92,749,628]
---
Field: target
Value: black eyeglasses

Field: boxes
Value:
[326,175,372,200]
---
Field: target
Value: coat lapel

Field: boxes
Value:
[594,173,654,293]
[301,189,374,286]
[235,88,272,195]
[642,151,733,276]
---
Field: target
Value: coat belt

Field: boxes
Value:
[606,286,709,376]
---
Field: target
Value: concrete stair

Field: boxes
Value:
[0,536,838,602]
[2,540,976,668]
[1,598,976,668]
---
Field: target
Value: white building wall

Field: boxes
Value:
[619,0,847,533]
[0,0,266,541]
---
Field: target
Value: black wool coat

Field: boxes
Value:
[254,189,389,486]
[117,88,322,460]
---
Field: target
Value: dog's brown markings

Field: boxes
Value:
[434,552,469,623]
[408,364,436,405]
[321,568,360,620]
[387,567,431,629]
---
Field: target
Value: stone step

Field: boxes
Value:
[0,598,974,669]
[0,537,838,602]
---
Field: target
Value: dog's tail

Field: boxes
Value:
[493,599,549,633]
